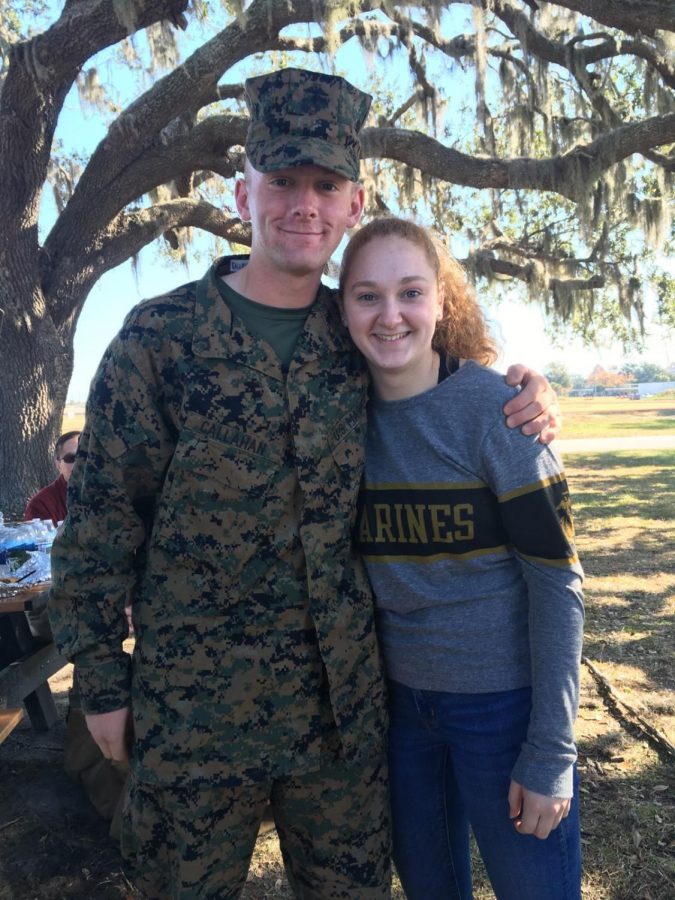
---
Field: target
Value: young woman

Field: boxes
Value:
[339,217,584,900]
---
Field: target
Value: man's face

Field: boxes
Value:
[235,163,365,277]
[55,435,79,484]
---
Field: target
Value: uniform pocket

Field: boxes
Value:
[151,416,279,589]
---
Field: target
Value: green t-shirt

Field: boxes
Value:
[217,277,313,371]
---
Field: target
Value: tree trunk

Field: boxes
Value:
[0,284,73,520]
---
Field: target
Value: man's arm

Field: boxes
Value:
[49,312,177,720]
[503,364,561,444]
[49,419,148,716]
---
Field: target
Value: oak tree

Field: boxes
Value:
[1,0,673,513]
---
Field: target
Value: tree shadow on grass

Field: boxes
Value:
[568,451,674,522]
[573,753,675,900]
[566,452,674,693]
[581,571,674,699]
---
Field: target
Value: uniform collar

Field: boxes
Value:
[191,256,354,362]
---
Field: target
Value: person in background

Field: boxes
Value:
[49,69,561,899]
[24,431,80,526]
[339,217,584,900]
[23,429,126,839]
[23,431,80,640]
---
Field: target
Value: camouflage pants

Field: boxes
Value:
[122,750,391,899]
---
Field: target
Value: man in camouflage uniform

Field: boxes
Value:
[49,68,557,898]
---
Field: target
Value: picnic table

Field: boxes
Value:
[0,582,67,734]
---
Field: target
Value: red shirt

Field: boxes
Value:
[24,475,68,526]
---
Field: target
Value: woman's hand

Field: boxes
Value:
[508,779,571,840]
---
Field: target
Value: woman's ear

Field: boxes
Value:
[436,289,445,321]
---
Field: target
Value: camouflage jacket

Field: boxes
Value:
[49,257,387,787]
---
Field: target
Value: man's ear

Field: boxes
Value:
[234,177,251,222]
[346,184,366,229]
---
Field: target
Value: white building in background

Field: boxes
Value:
[636,381,675,397]
[568,381,675,398]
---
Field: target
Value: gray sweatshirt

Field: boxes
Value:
[357,361,585,797]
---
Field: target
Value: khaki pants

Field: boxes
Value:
[64,704,128,840]
[24,604,128,840]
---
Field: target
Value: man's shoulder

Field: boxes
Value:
[121,279,199,335]
[89,280,201,407]
[25,477,64,520]
[315,282,352,342]
[28,477,62,501]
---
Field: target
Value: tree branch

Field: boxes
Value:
[36,0,675,308]
[550,1,675,38]
[491,0,675,119]
[483,237,582,267]
[16,0,189,87]
[361,112,675,198]
[643,148,675,172]
[13,0,672,345]
[583,656,675,760]
[308,9,675,93]
[470,250,605,292]
[276,18,478,64]
[43,114,249,314]
[45,107,675,316]
[69,0,379,194]
[51,200,250,329]
[0,0,190,279]
[39,0,379,287]
[381,92,423,127]
[586,37,675,91]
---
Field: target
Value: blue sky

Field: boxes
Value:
[30,3,674,400]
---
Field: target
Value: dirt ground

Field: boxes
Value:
[1,452,673,899]
[1,655,672,899]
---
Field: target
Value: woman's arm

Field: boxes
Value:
[483,416,584,812]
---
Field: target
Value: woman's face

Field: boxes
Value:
[341,235,442,388]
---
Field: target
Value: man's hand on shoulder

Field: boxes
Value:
[503,364,561,444]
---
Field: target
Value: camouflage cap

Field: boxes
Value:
[244,67,372,182]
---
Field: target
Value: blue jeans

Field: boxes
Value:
[387,680,581,900]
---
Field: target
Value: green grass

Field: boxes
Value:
[560,396,675,439]
[566,451,675,522]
